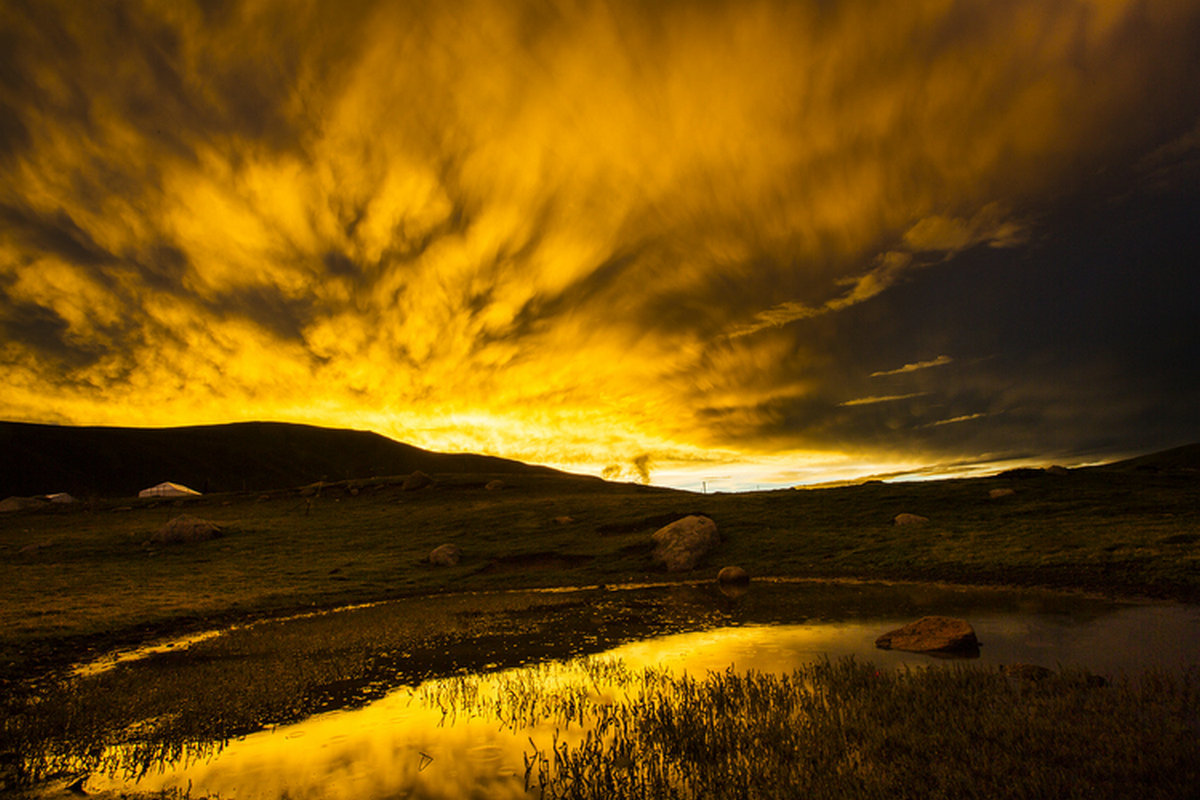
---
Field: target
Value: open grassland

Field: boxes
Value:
[3,464,1199,798]
[2,465,1199,684]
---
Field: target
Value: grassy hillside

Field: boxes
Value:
[0,420,559,498]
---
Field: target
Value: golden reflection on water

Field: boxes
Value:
[62,603,1200,799]
[85,684,532,799]
[71,622,922,799]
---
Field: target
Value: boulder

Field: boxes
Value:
[989,488,1016,499]
[0,496,46,513]
[717,566,750,585]
[651,515,719,572]
[893,513,929,526]
[403,471,434,491]
[151,515,223,545]
[429,543,462,566]
[875,616,979,653]
[1046,465,1070,476]
[485,479,506,491]
[553,515,575,525]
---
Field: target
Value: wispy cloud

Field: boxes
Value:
[871,355,954,377]
[924,412,990,427]
[838,393,929,408]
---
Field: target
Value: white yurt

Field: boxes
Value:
[138,482,201,498]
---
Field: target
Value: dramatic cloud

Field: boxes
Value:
[1,0,1198,488]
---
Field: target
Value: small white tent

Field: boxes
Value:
[138,482,201,498]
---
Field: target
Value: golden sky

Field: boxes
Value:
[2,0,1199,489]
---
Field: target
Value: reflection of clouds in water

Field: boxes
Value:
[89,687,534,800]
[85,604,1200,798]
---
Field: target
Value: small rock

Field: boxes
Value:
[989,488,1016,499]
[1046,465,1070,476]
[875,616,979,653]
[429,543,462,566]
[1000,663,1053,681]
[403,471,434,491]
[553,516,575,525]
[893,513,929,526]
[717,566,750,585]
[485,480,506,491]
[651,515,719,572]
[150,515,223,545]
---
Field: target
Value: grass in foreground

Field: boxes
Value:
[9,654,1199,799]
[426,657,1200,800]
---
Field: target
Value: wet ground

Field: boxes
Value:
[17,578,1200,798]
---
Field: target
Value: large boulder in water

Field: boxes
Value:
[151,515,223,544]
[875,616,979,654]
[651,515,718,572]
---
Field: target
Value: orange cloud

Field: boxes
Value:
[1,0,1197,486]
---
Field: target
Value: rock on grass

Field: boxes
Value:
[429,543,462,566]
[150,515,223,545]
[651,515,718,572]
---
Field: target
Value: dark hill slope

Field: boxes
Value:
[0,421,559,497]
[1102,442,1200,473]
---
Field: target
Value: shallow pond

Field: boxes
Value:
[29,579,1200,798]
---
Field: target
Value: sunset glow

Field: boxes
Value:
[2,0,1198,487]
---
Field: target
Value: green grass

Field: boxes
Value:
[2,466,1200,686]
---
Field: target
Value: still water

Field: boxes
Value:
[40,580,1200,799]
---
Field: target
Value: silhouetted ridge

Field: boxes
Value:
[1103,442,1200,473]
[0,421,559,497]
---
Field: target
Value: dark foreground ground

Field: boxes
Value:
[2,461,1199,687]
